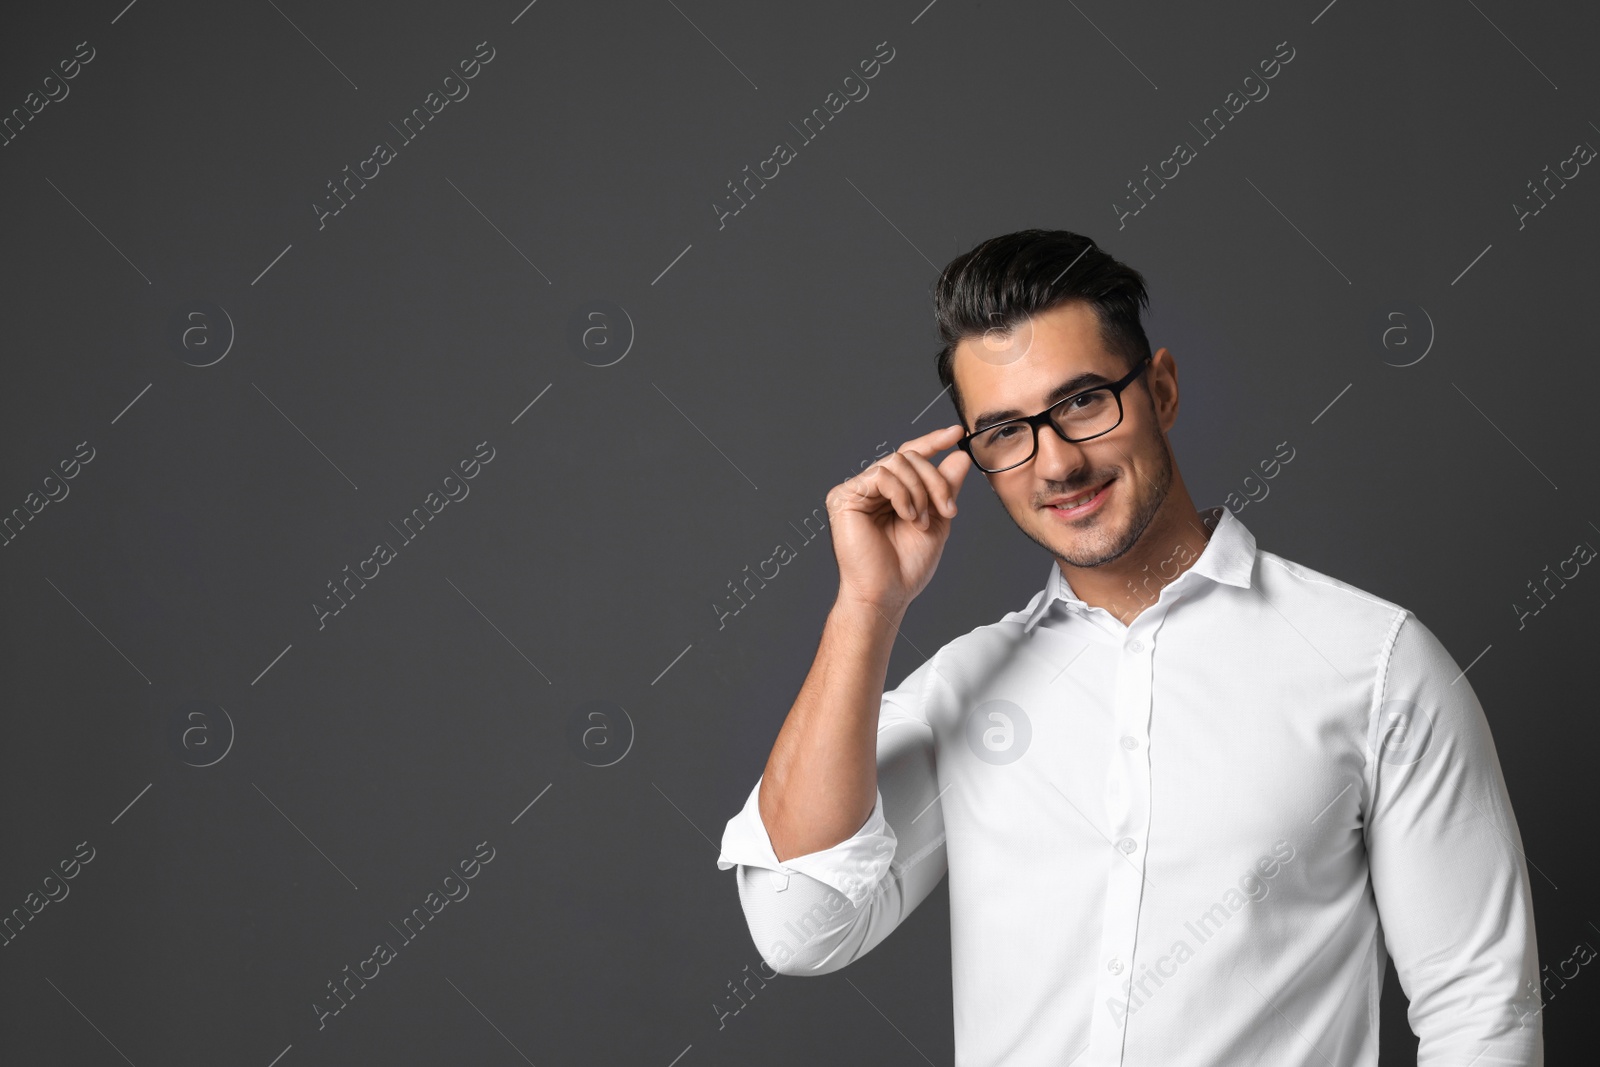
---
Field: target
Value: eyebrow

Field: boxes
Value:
[971,371,1114,432]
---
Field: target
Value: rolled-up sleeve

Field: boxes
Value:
[716,775,899,907]
[1364,611,1543,1064]
[716,651,951,975]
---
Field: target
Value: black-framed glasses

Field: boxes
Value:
[956,354,1152,473]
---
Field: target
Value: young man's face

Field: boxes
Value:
[951,300,1175,569]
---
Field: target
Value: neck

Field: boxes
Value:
[1059,491,1215,625]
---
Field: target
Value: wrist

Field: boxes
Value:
[831,590,907,630]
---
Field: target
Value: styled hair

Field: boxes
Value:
[933,229,1152,427]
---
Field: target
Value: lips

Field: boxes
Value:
[1045,477,1113,510]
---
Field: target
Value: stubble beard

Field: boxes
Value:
[1006,430,1174,570]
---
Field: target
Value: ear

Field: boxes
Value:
[1148,347,1179,430]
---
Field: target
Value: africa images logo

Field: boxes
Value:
[964,699,1032,765]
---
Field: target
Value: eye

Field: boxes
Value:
[1065,389,1110,411]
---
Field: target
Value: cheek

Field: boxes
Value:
[1122,445,1169,501]
[994,477,1031,514]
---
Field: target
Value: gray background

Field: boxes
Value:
[1,0,1594,1063]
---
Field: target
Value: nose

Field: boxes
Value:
[1031,418,1092,482]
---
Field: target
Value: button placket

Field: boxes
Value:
[1084,612,1165,1067]
[1084,620,1160,1065]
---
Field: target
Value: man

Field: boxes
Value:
[715,229,1541,1065]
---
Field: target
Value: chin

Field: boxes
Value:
[1041,503,1140,566]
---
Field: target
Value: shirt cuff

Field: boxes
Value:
[716,775,898,908]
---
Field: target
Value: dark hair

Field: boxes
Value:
[934,229,1152,427]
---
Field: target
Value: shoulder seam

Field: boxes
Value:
[1361,607,1412,817]
[1258,551,1401,613]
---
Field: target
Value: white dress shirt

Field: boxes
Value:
[717,504,1542,1066]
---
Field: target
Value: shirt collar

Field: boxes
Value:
[1022,505,1257,633]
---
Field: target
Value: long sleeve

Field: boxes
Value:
[1363,611,1542,1064]
[716,653,951,975]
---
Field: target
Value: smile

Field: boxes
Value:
[1044,478,1114,519]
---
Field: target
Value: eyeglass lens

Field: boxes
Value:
[969,389,1119,471]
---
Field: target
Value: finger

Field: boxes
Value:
[870,465,923,525]
[898,448,960,518]
[838,461,910,522]
[938,448,974,504]
[875,453,932,526]
[894,423,967,461]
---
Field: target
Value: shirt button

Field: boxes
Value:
[1108,958,1124,974]
[1118,837,1138,854]
[1128,639,1144,653]
[1120,735,1138,750]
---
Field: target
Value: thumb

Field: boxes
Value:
[940,448,975,500]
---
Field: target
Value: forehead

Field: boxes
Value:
[952,301,1120,424]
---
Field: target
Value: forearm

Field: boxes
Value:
[759,594,904,861]
[729,684,949,975]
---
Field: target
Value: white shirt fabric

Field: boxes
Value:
[716,504,1542,1066]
